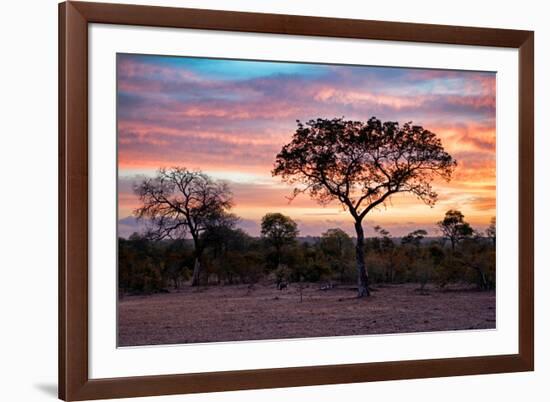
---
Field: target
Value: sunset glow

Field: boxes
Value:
[117,54,496,238]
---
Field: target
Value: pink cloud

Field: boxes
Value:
[117,56,496,235]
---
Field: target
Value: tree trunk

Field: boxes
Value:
[275,244,282,267]
[190,235,202,287]
[191,257,201,287]
[339,243,345,283]
[475,267,488,290]
[354,221,370,297]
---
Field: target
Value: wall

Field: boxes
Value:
[0,0,546,401]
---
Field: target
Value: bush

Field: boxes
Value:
[118,224,496,292]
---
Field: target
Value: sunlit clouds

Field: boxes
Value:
[117,54,496,237]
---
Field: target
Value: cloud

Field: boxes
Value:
[118,216,149,239]
[117,55,496,176]
[117,55,496,236]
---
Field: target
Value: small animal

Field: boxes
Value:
[277,282,288,291]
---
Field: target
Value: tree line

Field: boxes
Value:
[119,208,495,295]
[123,117,494,297]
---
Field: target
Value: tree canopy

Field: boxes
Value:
[260,213,299,265]
[401,229,428,247]
[320,228,353,257]
[437,209,473,251]
[273,117,456,297]
[273,117,456,222]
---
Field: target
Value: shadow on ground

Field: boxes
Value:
[34,383,57,398]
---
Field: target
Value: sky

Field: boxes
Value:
[117,53,496,238]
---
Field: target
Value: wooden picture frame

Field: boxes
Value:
[59,1,534,400]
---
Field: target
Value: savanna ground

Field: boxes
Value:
[118,282,496,346]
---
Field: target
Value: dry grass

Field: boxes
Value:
[118,283,496,347]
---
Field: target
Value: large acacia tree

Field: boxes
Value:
[273,117,456,297]
[134,167,234,286]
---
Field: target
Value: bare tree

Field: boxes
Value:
[134,167,234,286]
[273,117,455,297]
[437,209,473,251]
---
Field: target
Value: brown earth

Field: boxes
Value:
[118,283,496,347]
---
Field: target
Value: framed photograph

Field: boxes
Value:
[59,1,534,400]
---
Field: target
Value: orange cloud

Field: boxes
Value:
[117,55,496,236]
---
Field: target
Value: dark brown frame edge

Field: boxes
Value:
[59,1,534,400]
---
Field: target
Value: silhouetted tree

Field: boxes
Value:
[273,117,455,296]
[486,216,496,246]
[134,167,233,286]
[437,209,473,251]
[401,229,428,247]
[260,213,299,266]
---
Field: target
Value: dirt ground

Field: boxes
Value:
[118,283,496,347]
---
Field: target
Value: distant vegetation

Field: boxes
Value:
[118,209,495,295]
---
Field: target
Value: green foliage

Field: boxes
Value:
[261,213,299,247]
[119,214,496,294]
[119,234,193,294]
[433,213,495,289]
[437,209,474,250]
[273,264,291,285]
[260,213,299,267]
[292,244,331,282]
[320,228,355,282]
